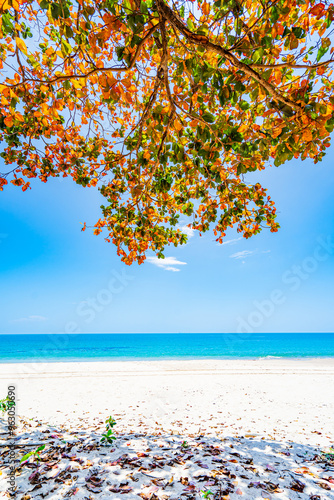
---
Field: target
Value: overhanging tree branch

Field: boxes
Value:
[4,23,159,89]
[156,0,304,114]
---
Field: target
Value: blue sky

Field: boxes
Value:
[1,149,334,334]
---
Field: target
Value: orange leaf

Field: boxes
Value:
[302,129,313,142]
[174,119,183,132]
[272,127,282,138]
[15,112,24,122]
[4,116,13,127]
[309,3,325,18]
[202,2,210,15]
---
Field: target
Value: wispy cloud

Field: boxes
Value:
[230,250,255,260]
[222,237,242,246]
[146,256,187,272]
[11,315,47,323]
[178,224,195,239]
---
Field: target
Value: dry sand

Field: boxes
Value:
[1,358,333,445]
[1,358,334,499]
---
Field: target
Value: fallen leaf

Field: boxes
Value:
[290,479,305,492]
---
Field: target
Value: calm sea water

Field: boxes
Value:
[0,333,334,362]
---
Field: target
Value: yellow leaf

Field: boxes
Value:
[41,103,49,114]
[0,0,11,11]
[72,79,84,89]
[174,119,183,132]
[16,37,27,55]
[238,123,248,134]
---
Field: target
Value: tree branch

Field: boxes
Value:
[4,23,159,89]
[251,59,334,69]
[156,0,303,114]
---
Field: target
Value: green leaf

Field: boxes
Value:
[20,452,33,463]
[61,40,72,56]
[187,18,194,31]
[131,35,142,48]
[65,25,74,38]
[51,3,60,20]
[282,26,290,38]
[124,0,132,12]
[116,46,125,61]
[237,164,247,174]
[292,27,305,39]
[202,112,215,123]
[239,100,250,111]
[317,45,329,62]
[140,1,148,14]
[270,6,279,23]
[252,48,263,62]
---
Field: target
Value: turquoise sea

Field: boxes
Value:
[0,333,334,362]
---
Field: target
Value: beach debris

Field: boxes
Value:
[317,480,332,490]
[290,478,306,492]
[1,416,334,500]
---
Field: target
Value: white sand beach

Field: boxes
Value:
[1,358,334,499]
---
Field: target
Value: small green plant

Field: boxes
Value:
[181,440,189,449]
[0,396,12,413]
[201,489,214,499]
[323,447,334,460]
[101,416,117,444]
[20,445,46,464]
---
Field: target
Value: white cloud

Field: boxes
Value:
[230,250,255,260]
[146,256,187,272]
[222,237,242,246]
[11,315,47,323]
[178,224,195,238]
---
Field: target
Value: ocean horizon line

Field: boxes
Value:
[1,332,334,363]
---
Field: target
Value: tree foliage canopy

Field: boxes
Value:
[1,0,334,264]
